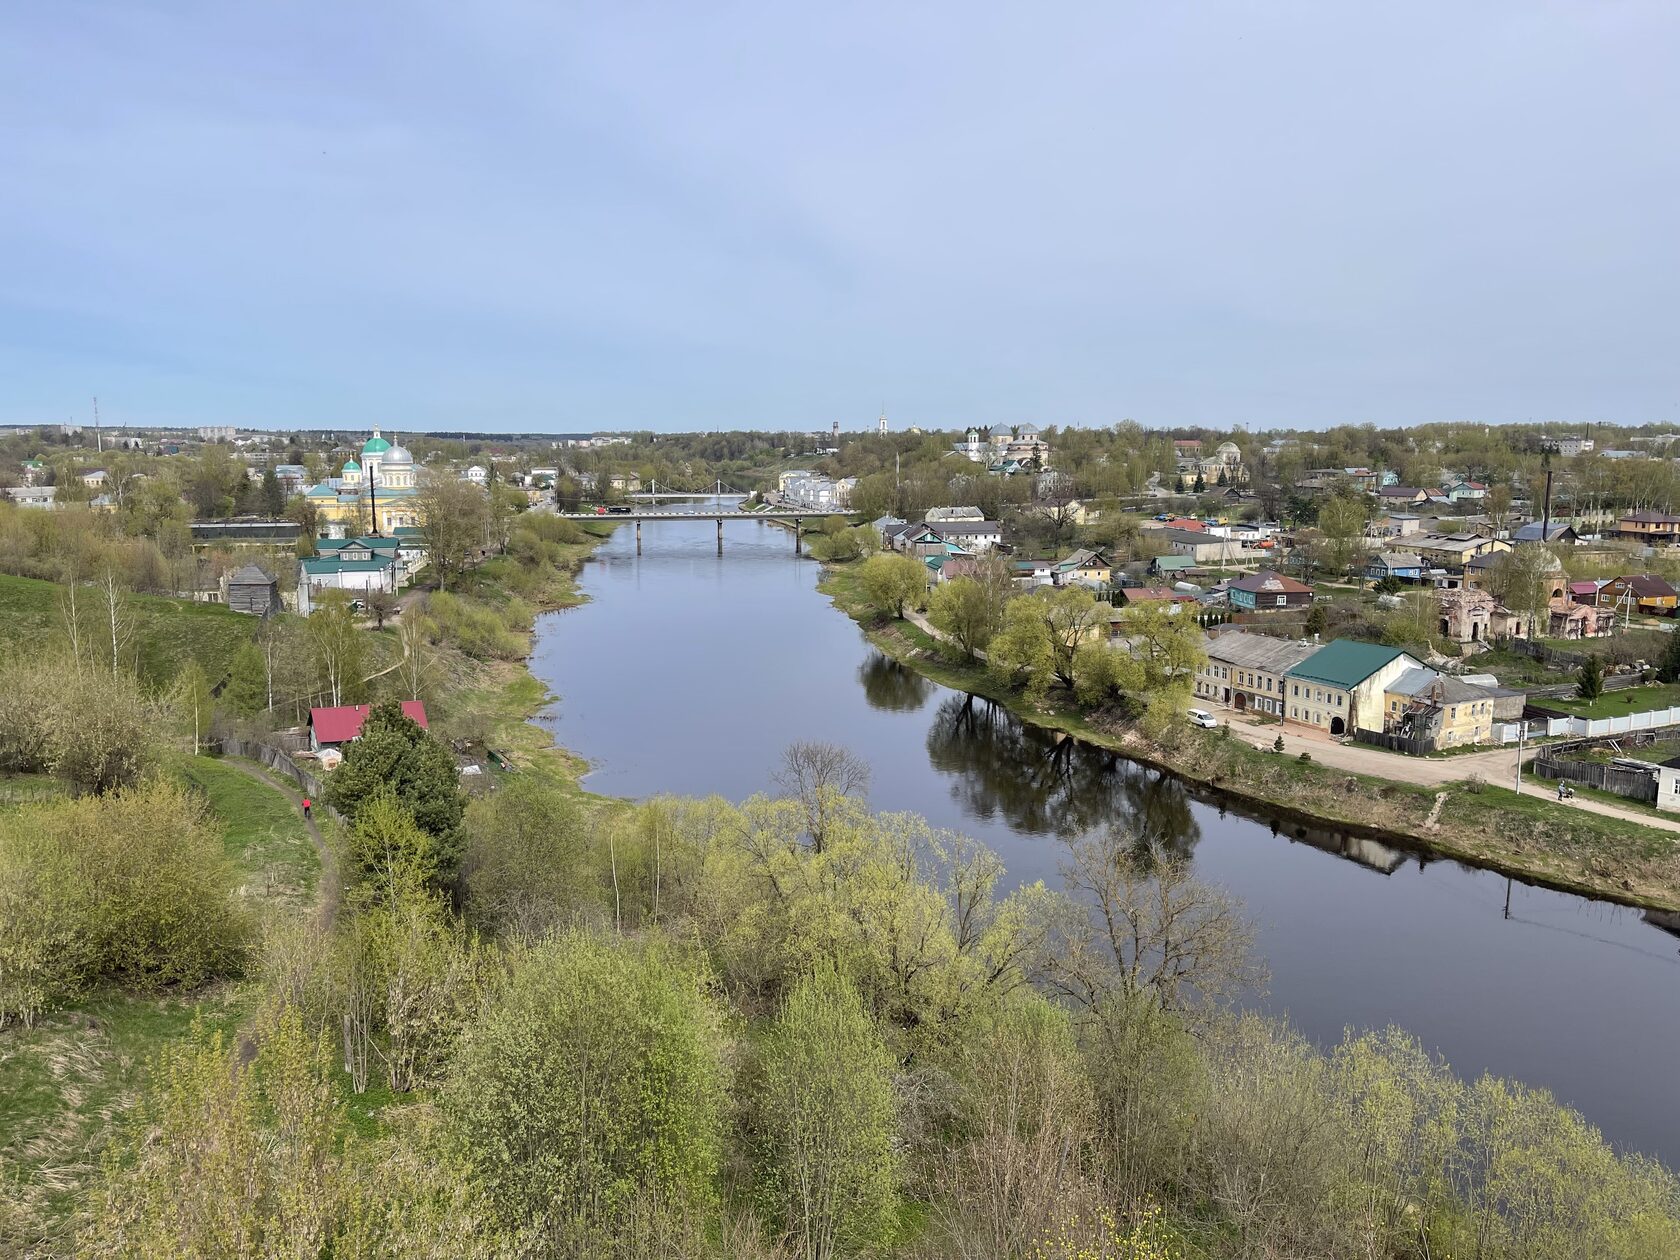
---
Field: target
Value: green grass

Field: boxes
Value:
[175,755,319,915]
[0,771,66,810]
[0,985,253,1255]
[1533,682,1680,720]
[0,572,258,688]
[0,756,321,1250]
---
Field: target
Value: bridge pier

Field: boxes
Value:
[794,517,802,554]
[635,520,642,554]
[717,517,723,554]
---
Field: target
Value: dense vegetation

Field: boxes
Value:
[2,439,1679,1255]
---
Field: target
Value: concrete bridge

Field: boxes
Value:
[557,508,836,554]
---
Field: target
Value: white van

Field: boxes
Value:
[1186,707,1219,729]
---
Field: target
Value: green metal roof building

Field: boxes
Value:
[1285,640,1414,690]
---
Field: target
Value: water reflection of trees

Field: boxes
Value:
[858,652,934,713]
[923,694,1200,859]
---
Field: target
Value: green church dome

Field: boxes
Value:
[361,436,390,455]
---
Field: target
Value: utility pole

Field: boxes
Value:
[93,396,102,453]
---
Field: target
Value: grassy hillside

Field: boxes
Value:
[0,573,257,687]
[0,757,312,1254]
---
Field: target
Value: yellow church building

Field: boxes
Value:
[304,427,423,535]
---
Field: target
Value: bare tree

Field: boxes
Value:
[1037,828,1262,1020]
[96,564,136,678]
[773,741,871,853]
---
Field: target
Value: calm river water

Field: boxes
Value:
[530,503,1680,1163]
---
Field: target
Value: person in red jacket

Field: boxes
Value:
[301,796,312,821]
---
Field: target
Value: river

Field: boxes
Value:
[529,503,1680,1163]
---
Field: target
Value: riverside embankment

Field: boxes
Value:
[818,563,1680,915]
[523,512,1680,1163]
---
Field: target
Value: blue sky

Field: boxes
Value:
[2,2,1676,433]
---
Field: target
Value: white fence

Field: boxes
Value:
[1544,706,1680,740]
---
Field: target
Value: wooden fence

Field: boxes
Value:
[1353,728,1436,756]
[1531,754,1658,803]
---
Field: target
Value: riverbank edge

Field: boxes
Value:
[816,565,1680,914]
[465,523,628,806]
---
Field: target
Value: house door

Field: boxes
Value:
[1330,716,1346,736]
[1234,692,1248,711]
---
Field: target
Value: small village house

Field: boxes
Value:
[308,701,429,752]
[1227,569,1314,612]
[1382,669,1499,747]
[1052,548,1113,588]
[225,564,281,616]
[1613,510,1680,546]
[1597,574,1680,616]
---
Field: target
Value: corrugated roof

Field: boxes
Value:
[309,701,428,744]
[1286,639,1416,689]
[1229,568,1311,595]
[301,556,392,574]
[1206,631,1319,674]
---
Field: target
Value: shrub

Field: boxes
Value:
[462,778,598,936]
[747,967,900,1257]
[0,780,248,1025]
[422,591,524,661]
[441,931,725,1245]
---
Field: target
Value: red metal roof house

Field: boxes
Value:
[308,701,428,751]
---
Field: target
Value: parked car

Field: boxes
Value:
[1187,707,1219,729]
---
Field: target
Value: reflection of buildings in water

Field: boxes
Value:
[922,693,1200,855]
[857,652,934,713]
[1268,818,1414,876]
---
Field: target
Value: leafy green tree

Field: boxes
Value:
[461,778,597,936]
[1659,628,1680,684]
[987,586,1109,696]
[1577,654,1604,701]
[175,660,215,755]
[1305,602,1329,637]
[260,468,285,515]
[418,478,490,590]
[858,552,929,620]
[927,569,1012,661]
[307,592,366,706]
[440,931,725,1246]
[1318,493,1370,577]
[749,967,900,1260]
[325,701,467,889]
[223,641,267,718]
[342,789,445,903]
